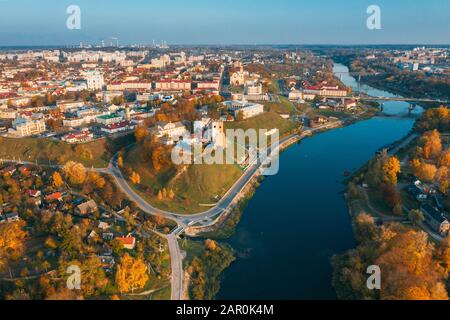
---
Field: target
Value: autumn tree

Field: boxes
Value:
[205,239,219,251]
[408,209,425,226]
[438,148,450,167]
[435,166,449,194]
[413,160,437,182]
[130,171,141,185]
[381,184,402,209]
[117,154,124,168]
[135,127,149,144]
[382,156,401,185]
[52,171,64,188]
[115,253,149,293]
[376,230,448,300]
[60,257,109,297]
[420,130,442,159]
[62,161,87,185]
[0,221,27,278]
[437,237,450,276]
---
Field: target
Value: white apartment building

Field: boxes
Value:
[107,81,152,91]
[155,80,192,92]
[224,100,265,120]
[151,121,189,141]
[57,100,85,112]
[9,118,46,137]
[244,81,263,96]
[85,70,104,90]
[288,88,304,101]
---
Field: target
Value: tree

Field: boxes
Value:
[117,154,124,168]
[393,203,403,216]
[437,237,450,275]
[408,209,425,226]
[85,171,106,191]
[0,221,27,278]
[130,171,141,185]
[205,239,219,251]
[135,127,148,144]
[382,156,401,185]
[438,149,450,167]
[115,253,149,293]
[382,184,401,209]
[62,257,109,297]
[62,161,86,185]
[412,160,437,182]
[52,171,64,188]
[376,230,448,300]
[435,166,449,194]
[420,130,442,159]
[168,189,175,200]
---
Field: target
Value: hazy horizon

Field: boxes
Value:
[0,0,449,46]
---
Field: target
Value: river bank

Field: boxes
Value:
[212,63,421,300]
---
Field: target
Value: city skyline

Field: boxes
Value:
[0,0,449,46]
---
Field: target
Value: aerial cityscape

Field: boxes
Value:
[0,0,450,309]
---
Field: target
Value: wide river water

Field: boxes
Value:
[216,63,423,299]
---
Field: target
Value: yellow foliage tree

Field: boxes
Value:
[52,171,64,188]
[421,130,442,159]
[130,171,141,185]
[0,221,27,278]
[382,156,401,185]
[135,127,148,143]
[439,149,450,167]
[87,171,106,189]
[117,154,124,168]
[115,253,149,293]
[62,161,87,185]
[435,166,449,194]
[413,160,437,182]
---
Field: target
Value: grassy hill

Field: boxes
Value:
[0,134,134,168]
[225,111,298,136]
[124,112,298,214]
[262,96,297,114]
[124,144,243,214]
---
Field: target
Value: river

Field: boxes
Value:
[216,63,423,300]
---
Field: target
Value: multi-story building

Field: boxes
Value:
[61,130,94,144]
[101,121,134,134]
[303,84,347,97]
[150,121,189,141]
[107,81,152,91]
[155,80,192,92]
[224,100,265,120]
[85,70,104,91]
[9,118,46,137]
[96,114,123,125]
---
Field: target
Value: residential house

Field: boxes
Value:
[421,204,450,235]
[116,234,136,250]
[76,200,98,216]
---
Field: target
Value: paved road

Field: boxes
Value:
[167,234,184,300]
[106,132,301,227]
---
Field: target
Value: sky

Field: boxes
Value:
[0,0,449,46]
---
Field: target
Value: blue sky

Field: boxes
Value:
[0,0,449,45]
